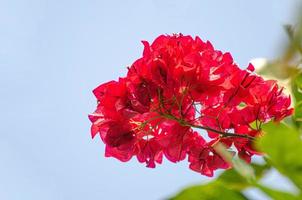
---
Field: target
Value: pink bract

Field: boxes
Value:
[89,34,293,176]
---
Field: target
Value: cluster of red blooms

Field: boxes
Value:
[89,34,293,176]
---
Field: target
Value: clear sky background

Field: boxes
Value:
[0,1,301,200]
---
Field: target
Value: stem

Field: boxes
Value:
[155,89,256,141]
[185,123,255,141]
[162,114,255,141]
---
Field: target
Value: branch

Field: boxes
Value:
[185,122,256,141]
[162,114,256,141]
[156,89,256,141]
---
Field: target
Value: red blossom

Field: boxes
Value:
[89,34,293,176]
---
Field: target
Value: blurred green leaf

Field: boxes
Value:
[292,73,302,102]
[216,170,248,190]
[294,101,302,122]
[169,182,248,200]
[217,163,270,190]
[169,163,269,200]
[213,143,255,181]
[294,73,302,87]
[256,184,299,200]
[258,122,302,191]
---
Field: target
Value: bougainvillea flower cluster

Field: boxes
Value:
[89,34,293,176]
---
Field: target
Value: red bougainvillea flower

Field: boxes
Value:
[89,34,293,176]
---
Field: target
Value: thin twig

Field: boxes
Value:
[162,114,255,141]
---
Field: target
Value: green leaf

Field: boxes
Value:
[292,73,302,122]
[258,122,302,191]
[294,101,302,122]
[294,73,302,88]
[217,163,270,190]
[213,143,255,181]
[256,184,299,200]
[169,163,269,200]
[217,169,249,190]
[292,73,302,101]
[169,182,248,200]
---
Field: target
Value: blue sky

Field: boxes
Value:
[0,0,300,199]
